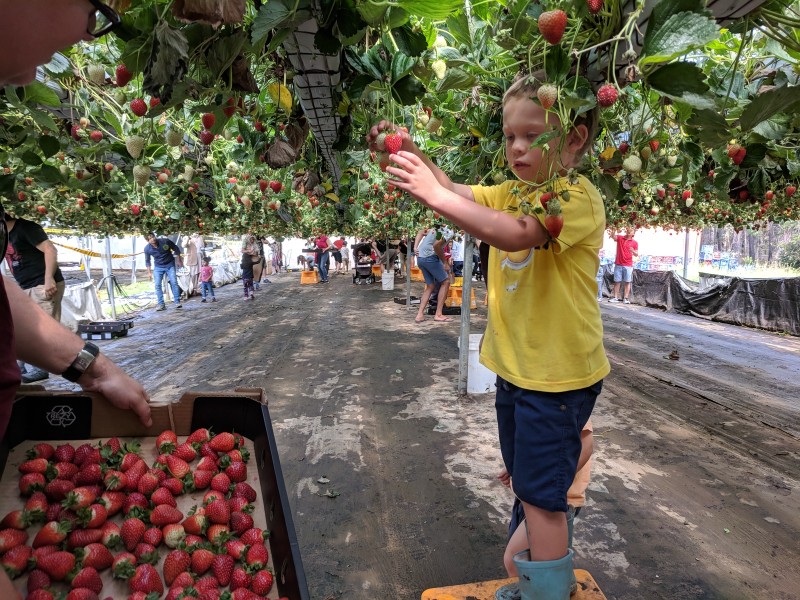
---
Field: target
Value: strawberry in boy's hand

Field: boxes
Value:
[384,132,403,154]
[544,197,564,239]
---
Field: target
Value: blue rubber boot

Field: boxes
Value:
[512,549,574,600]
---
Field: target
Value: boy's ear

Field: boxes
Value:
[566,123,589,153]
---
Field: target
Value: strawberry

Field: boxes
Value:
[19,457,49,474]
[251,569,274,595]
[211,554,234,586]
[536,84,558,110]
[384,132,403,154]
[156,430,177,454]
[32,521,69,547]
[230,511,254,535]
[100,520,121,548]
[134,542,159,565]
[120,452,143,472]
[1,509,29,530]
[74,463,103,486]
[172,571,195,589]
[163,549,190,586]
[162,523,186,548]
[111,552,136,579]
[622,155,643,173]
[231,566,251,590]
[199,130,215,145]
[231,482,257,502]
[121,517,146,551]
[201,113,216,129]
[786,185,796,197]
[166,455,190,479]
[124,462,148,493]
[89,130,103,143]
[28,568,51,591]
[54,444,75,463]
[587,0,603,14]
[129,563,164,595]
[431,59,447,80]
[173,442,197,462]
[116,64,133,87]
[187,428,212,446]
[182,513,207,536]
[195,456,218,472]
[190,548,215,575]
[183,533,204,550]
[538,10,567,45]
[544,213,564,239]
[71,566,103,593]
[228,496,251,513]
[206,524,229,544]
[223,539,246,561]
[209,432,235,453]
[20,472,46,495]
[596,84,619,108]
[151,486,176,508]
[38,550,76,581]
[103,470,127,491]
[25,491,49,514]
[239,527,267,546]
[245,543,269,570]
[210,473,231,493]
[98,491,125,517]
[205,499,230,525]
[71,125,83,141]
[150,505,183,527]
[225,461,247,484]
[226,448,249,463]
[77,503,107,529]
[149,97,161,108]
[1,544,32,578]
[28,591,56,600]
[727,143,746,165]
[618,141,630,155]
[77,542,113,571]
[66,528,104,549]
[649,140,660,153]
[162,477,185,496]
[199,443,218,460]
[62,486,96,510]
[130,98,148,117]
[142,527,163,547]
[269,180,283,193]
[66,588,99,600]
[27,443,55,461]
[137,472,160,496]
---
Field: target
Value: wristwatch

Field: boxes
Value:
[61,342,100,382]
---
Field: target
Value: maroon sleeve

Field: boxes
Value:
[0,277,21,441]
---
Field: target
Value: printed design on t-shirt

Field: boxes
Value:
[4,240,21,271]
[498,248,533,271]
[47,405,77,427]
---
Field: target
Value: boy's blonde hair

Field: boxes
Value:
[503,71,599,157]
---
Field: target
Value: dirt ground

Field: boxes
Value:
[46,269,800,600]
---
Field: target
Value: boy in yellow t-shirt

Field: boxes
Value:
[368,73,609,598]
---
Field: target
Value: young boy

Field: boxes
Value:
[199,257,216,303]
[240,253,255,300]
[369,73,609,598]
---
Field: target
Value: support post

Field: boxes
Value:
[683,227,690,279]
[104,237,117,319]
[457,234,474,395]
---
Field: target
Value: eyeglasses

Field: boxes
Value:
[87,0,121,38]
[0,203,7,263]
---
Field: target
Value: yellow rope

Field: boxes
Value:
[50,241,143,259]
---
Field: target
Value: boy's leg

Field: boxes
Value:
[416,284,435,321]
[504,519,529,576]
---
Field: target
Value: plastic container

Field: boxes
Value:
[381,271,395,290]
[458,334,497,394]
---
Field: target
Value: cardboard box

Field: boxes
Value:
[0,388,309,600]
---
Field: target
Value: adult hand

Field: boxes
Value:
[78,355,153,428]
[148,270,153,281]
[43,276,57,299]
[386,151,441,204]
[366,121,415,153]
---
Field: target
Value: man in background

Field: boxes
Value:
[4,213,64,383]
[144,233,183,311]
[610,228,638,304]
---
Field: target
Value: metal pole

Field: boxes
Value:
[105,237,117,319]
[683,227,690,279]
[405,230,412,310]
[457,233,474,395]
[84,237,92,281]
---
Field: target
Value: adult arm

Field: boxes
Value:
[6,276,153,427]
[35,239,59,298]
[433,239,450,271]
[144,247,153,279]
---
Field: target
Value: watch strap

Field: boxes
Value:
[61,342,100,382]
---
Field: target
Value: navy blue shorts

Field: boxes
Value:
[496,377,601,513]
[418,254,448,285]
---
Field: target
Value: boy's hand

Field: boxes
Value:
[367,120,415,153]
[498,468,511,488]
[386,151,440,202]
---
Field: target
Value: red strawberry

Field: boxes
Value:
[102,470,126,491]
[211,554,234,586]
[269,180,283,193]
[245,543,269,570]
[20,472,46,495]
[172,571,195,589]
[384,132,403,154]
[74,463,103,486]
[199,443,218,460]
[28,591,56,600]
[32,520,69,547]
[77,503,107,529]
[596,84,618,108]
[1,509,29,530]
[649,140,660,153]
[78,542,113,571]
[121,517,146,551]
[133,542,159,565]
[66,588,99,600]
[71,566,103,594]
[195,456,218,472]
[19,457,49,474]
[223,539,245,561]
[142,526,163,547]
[62,486,96,510]
[1,544,32,578]
[209,432,235,453]
[225,461,247,483]
[98,491,124,518]
[130,98,147,117]
[45,478,74,502]
[228,496,251,513]
[222,97,237,117]
[210,473,231,493]
[183,533,204,549]
[230,512,254,535]
[137,472,160,496]
[545,213,564,239]
[182,513,207,536]
[55,444,76,463]
[786,185,796,197]
[206,524,229,544]
[232,482,257,502]
[27,443,56,460]
[239,527,267,546]
[201,113,216,129]
[149,97,161,108]
[129,563,164,595]
[190,548,215,575]
[205,499,230,525]
[100,520,121,548]
[111,552,136,579]
[25,491,49,518]
[231,566,251,590]
[156,430,177,454]
[38,550,76,581]
[66,528,104,549]
[27,568,51,591]
[150,505,183,527]
[151,486,176,508]
[166,455,190,479]
[162,523,186,548]
[538,9,567,45]
[116,64,133,87]
[727,143,746,165]
[163,549,190,586]
[173,442,197,462]
[120,452,143,472]
[587,0,603,14]
[187,428,211,446]
[251,568,274,595]
[199,130,215,145]
[162,477,185,496]
[89,130,103,143]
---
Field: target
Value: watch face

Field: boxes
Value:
[75,350,95,371]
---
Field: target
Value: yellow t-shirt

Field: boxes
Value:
[470,175,610,392]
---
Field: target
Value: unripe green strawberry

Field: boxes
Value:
[165,130,182,147]
[537,84,558,110]
[125,135,145,159]
[87,64,105,86]
[426,117,443,134]
[374,132,387,151]
[132,165,151,186]
[666,155,677,167]
[622,155,642,174]
[431,59,447,80]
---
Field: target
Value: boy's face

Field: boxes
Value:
[503,96,585,183]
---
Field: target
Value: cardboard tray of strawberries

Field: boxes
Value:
[0,387,309,599]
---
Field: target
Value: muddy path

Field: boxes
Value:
[47,271,800,599]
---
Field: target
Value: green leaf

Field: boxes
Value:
[395,0,464,20]
[315,28,341,54]
[436,67,477,93]
[445,12,471,47]
[346,74,375,100]
[560,77,596,117]
[739,143,767,169]
[23,82,61,107]
[739,86,800,132]
[749,167,767,198]
[392,75,426,105]
[142,22,189,103]
[357,1,388,26]
[752,118,787,141]
[251,0,304,44]
[120,34,151,74]
[102,109,123,137]
[21,151,43,166]
[531,130,560,149]
[27,109,58,133]
[646,62,715,110]
[206,32,244,81]
[36,164,63,184]
[544,46,570,84]
[597,174,619,200]
[337,8,367,39]
[687,109,729,147]
[0,174,14,199]
[390,52,416,83]
[392,24,428,57]
[640,11,719,67]
[678,141,704,177]
[38,135,61,158]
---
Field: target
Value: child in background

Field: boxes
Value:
[241,253,255,301]
[369,70,609,599]
[199,257,216,303]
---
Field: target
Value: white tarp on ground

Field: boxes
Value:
[61,281,104,332]
[176,260,241,296]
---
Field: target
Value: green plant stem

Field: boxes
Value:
[722,23,749,115]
